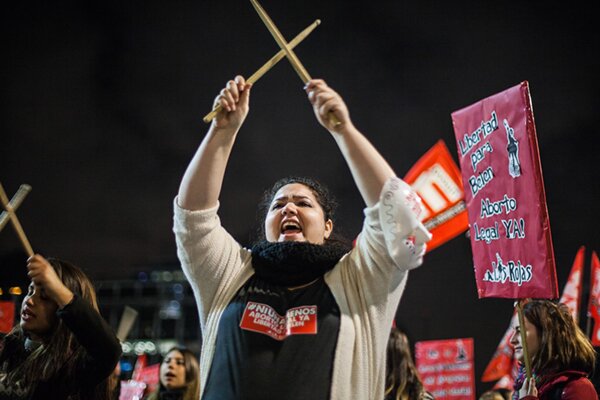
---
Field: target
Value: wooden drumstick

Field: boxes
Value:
[249,0,340,125]
[0,182,34,257]
[203,19,321,123]
[0,184,31,231]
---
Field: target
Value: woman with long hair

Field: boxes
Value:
[385,328,434,400]
[174,76,430,399]
[145,347,199,400]
[510,299,597,399]
[0,254,122,399]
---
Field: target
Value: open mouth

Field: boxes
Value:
[21,308,34,321]
[281,221,302,235]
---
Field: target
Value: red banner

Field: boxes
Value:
[492,374,515,391]
[0,301,15,333]
[559,246,585,322]
[137,364,160,394]
[588,251,600,346]
[415,338,475,400]
[451,81,557,299]
[404,140,469,252]
[131,354,147,382]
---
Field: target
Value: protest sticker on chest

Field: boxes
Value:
[239,301,318,340]
[451,81,557,299]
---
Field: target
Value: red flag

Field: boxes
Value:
[481,310,517,382]
[0,301,15,333]
[131,353,147,382]
[451,81,558,299]
[492,374,515,390]
[403,140,469,252]
[588,251,600,346]
[559,246,585,323]
[137,363,160,394]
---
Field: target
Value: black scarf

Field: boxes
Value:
[251,240,351,287]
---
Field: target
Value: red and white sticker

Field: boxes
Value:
[239,301,317,341]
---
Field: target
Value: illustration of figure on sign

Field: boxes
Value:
[456,341,467,362]
[503,119,521,178]
[483,253,508,284]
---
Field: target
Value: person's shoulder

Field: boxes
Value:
[563,375,598,399]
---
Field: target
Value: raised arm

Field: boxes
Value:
[178,76,252,211]
[305,79,394,207]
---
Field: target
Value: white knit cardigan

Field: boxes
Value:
[173,177,430,400]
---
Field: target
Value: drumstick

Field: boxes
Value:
[249,0,340,125]
[203,19,321,123]
[0,182,34,257]
[0,184,31,231]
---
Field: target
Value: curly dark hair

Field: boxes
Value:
[255,176,345,243]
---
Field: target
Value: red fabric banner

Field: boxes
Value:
[558,246,585,323]
[492,374,516,391]
[0,301,15,333]
[588,251,600,346]
[481,311,517,382]
[404,140,469,252]
[451,81,558,299]
[136,364,160,394]
[415,337,475,400]
[131,353,147,382]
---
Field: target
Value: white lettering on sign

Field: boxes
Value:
[470,141,493,172]
[502,218,526,240]
[468,166,494,197]
[458,111,498,157]
[473,222,499,244]
[480,195,517,218]
[482,253,532,286]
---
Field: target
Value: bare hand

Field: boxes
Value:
[212,75,252,130]
[519,377,538,399]
[27,254,74,307]
[305,79,351,132]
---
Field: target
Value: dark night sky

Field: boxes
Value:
[1,0,599,394]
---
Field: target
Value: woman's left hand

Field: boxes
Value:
[305,79,352,133]
[519,377,538,399]
[27,254,74,307]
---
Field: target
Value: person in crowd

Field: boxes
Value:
[479,388,511,400]
[0,254,122,400]
[510,299,598,400]
[385,327,434,400]
[145,347,200,400]
[173,75,430,399]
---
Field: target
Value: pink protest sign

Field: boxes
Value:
[415,338,475,400]
[451,81,557,299]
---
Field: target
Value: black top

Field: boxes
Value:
[202,275,341,400]
[0,295,122,400]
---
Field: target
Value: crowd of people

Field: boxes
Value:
[1,74,598,400]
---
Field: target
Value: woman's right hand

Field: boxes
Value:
[212,75,252,130]
[27,254,74,308]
